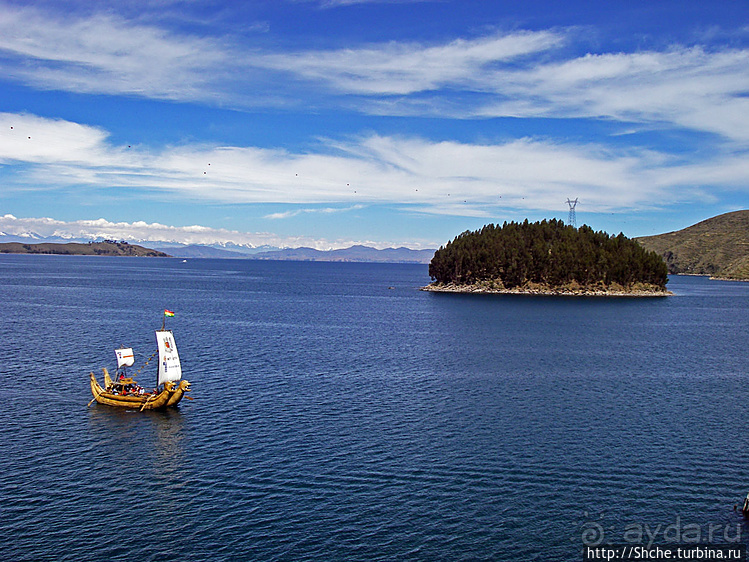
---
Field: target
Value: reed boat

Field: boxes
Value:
[89,310,192,410]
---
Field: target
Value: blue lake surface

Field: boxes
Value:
[2,255,749,561]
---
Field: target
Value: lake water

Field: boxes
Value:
[2,255,749,561]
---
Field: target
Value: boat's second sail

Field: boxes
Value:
[115,347,135,368]
[156,330,182,386]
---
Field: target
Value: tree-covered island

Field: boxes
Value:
[424,219,670,296]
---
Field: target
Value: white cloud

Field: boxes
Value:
[0,5,229,102]
[257,30,565,95]
[475,47,749,143]
[257,36,749,146]
[1,4,748,148]
[0,112,113,164]
[4,112,748,217]
[264,205,364,219]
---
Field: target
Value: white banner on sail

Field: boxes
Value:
[156,330,182,386]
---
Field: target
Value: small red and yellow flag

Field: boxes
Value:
[164,309,175,317]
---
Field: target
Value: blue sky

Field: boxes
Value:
[1,0,748,249]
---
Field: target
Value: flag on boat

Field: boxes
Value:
[164,309,175,317]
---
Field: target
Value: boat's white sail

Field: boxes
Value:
[115,347,135,368]
[156,330,182,386]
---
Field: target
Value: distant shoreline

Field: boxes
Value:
[421,282,672,297]
[0,241,169,257]
[708,276,749,282]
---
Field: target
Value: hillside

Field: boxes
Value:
[0,240,170,257]
[426,219,669,295]
[636,210,749,279]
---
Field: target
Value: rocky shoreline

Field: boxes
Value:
[708,275,749,282]
[421,281,672,297]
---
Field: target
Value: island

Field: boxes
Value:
[423,219,670,296]
[0,240,169,257]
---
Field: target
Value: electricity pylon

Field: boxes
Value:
[566,198,578,228]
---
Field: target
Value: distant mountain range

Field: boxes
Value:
[636,210,749,279]
[0,231,435,263]
[6,211,749,273]
[156,244,435,263]
[152,244,249,259]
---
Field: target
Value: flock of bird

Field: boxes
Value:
[8,123,497,206]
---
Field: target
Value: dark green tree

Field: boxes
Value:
[428,219,668,290]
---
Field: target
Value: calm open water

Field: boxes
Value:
[2,255,749,561]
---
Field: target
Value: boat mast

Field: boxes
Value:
[158,311,165,389]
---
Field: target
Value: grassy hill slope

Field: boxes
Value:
[636,210,749,279]
[0,241,170,257]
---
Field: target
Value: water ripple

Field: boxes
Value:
[2,259,749,561]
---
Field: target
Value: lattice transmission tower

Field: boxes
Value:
[566,198,579,228]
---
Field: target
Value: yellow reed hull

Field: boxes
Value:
[89,372,187,410]
[165,385,187,407]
